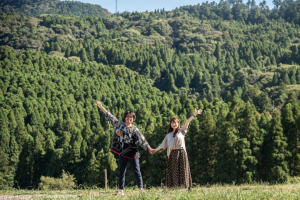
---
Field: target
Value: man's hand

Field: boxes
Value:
[150,149,156,154]
[148,146,155,154]
[116,130,123,137]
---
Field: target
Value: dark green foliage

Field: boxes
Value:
[192,108,217,184]
[0,108,11,188]
[282,103,296,176]
[83,149,117,187]
[214,110,239,184]
[79,48,88,63]
[0,0,110,17]
[238,102,263,183]
[0,8,299,107]
[0,47,300,187]
[263,109,290,183]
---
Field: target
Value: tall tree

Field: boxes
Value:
[214,111,239,184]
[238,102,263,183]
[193,109,217,184]
[214,42,222,60]
[263,109,290,183]
[282,103,297,176]
[80,48,88,62]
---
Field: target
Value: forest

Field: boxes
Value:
[0,0,300,189]
[0,0,110,17]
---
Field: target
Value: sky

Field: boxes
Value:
[73,0,275,14]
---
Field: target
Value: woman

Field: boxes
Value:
[151,108,202,191]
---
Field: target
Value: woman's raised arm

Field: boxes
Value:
[182,108,203,133]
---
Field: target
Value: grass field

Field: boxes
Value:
[1,183,300,199]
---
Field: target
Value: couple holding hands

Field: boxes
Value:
[97,101,202,195]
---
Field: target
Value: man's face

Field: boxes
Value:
[125,115,134,124]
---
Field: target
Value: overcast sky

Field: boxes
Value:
[72,0,275,13]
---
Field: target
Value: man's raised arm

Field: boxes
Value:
[97,101,108,114]
[97,101,121,130]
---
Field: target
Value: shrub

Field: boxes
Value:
[287,176,300,184]
[68,56,81,63]
[38,170,78,190]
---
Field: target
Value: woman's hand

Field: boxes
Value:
[97,101,102,108]
[194,108,203,116]
[150,149,156,154]
[148,146,156,154]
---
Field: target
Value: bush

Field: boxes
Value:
[286,176,300,184]
[68,56,81,63]
[38,170,78,190]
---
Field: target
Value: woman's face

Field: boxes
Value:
[171,121,179,130]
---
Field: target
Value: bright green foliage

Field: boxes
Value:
[38,170,77,190]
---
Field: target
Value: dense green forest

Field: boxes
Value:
[0,47,300,189]
[0,0,110,17]
[1,0,300,189]
[1,2,300,107]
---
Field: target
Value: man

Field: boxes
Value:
[97,101,153,195]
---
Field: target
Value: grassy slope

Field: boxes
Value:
[1,183,300,199]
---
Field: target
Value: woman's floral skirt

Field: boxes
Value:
[166,149,192,188]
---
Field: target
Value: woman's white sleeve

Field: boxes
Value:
[160,135,168,150]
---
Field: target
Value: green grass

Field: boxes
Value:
[2,183,300,199]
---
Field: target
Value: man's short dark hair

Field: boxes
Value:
[124,111,136,121]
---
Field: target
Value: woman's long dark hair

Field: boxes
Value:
[167,118,181,137]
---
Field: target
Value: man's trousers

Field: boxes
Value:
[118,156,143,189]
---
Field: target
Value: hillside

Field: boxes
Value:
[1,0,300,190]
[1,6,300,109]
[0,0,110,17]
[1,45,299,189]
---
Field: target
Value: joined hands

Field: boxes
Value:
[148,147,156,155]
[150,149,156,154]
